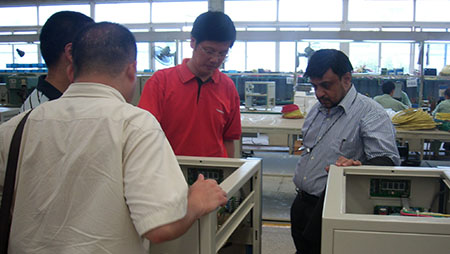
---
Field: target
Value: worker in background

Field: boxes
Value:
[20,11,94,112]
[0,22,227,253]
[431,87,450,152]
[291,49,400,254]
[138,11,241,158]
[432,87,450,116]
[373,81,408,112]
[400,90,412,107]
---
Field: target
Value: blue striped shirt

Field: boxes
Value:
[293,85,400,196]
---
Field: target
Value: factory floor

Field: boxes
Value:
[253,151,299,254]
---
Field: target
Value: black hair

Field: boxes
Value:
[39,11,93,68]
[382,81,396,94]
[72,22,137,78]
[304,49,353,79]
[191,11,236,47]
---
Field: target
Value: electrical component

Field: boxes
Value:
[370,178,411,198]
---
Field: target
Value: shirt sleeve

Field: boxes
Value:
[432,103,441,116]
[401,92,412,107]
[122,117,188,236]
[360,107,401,165]
[138,72,165,123]
[223,81,242,140]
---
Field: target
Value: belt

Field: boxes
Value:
[296,188,319,203]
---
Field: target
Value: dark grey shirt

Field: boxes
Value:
[293,85,400,196]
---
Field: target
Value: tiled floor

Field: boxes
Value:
[252,151,299,253]
[261,224,296,254]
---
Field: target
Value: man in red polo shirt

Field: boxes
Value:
[138,11,241,158]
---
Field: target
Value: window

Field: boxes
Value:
[280,42,296,72]
[446,44,450,66]
[137,42,150,71]
[307,41,340,51]
[13,44,39,64]
[416,0,450,22]
[293,41,340,73]
[422,43,446,71]
[152,1,207,23]
[380,43,411,72]
[246,42,276,71]
[225,0,276,22]
[38,5,90,25]
[225,41,246,71]
[279,0,342,22]
[349,0,413,21]
[0,45,13,69]
[350,42,379,73]
[96,3,150,23]
[181,41,193,62]
[0,7,37,26]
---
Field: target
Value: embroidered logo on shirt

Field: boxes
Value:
[216,109,224,114]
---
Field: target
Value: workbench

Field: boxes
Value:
[395,128,450,160]
[240,113,304,154]
[239,112,450,161]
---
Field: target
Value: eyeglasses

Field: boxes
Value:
[198,45,229,59]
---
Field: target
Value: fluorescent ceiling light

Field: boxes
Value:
[247,27,276,31]
[182,26,192,32]
[363,40,415,43]
[302,39,354,43]
[310,28,340,31]
[154,28,181,32]
[425,40,450,43]
[130,29,149,33]
[280,27,309,31]
[12,31,37,35]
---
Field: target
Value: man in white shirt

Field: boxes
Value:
[1,22,227,253]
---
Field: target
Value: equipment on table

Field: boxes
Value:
[323,165,450,254]
[150,156,262,254]
[5,74,38,106]
[244,81,276,110]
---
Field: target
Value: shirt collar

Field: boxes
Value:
[318,84,357,114]
[36,75,63,100]
[62,82,126,103]
[177,58,220,84]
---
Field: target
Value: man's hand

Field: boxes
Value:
[188,174,228,218]
[325,156,362,172]
[144,174,227,244]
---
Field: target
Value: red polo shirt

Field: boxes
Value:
[138,59,241,157]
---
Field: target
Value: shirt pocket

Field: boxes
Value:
[336,136,361,160]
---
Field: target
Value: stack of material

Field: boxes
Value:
[392,108,437,130]
[435,112,450,121]
[434,112,450,131]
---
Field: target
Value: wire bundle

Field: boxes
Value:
[400,208,450,218]
[392,108,437,130]
[435,112,450,121]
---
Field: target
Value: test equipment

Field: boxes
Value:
[149,156,262,254]
[322,165,450,254]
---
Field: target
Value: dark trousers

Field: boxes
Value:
[290,190,325,254]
